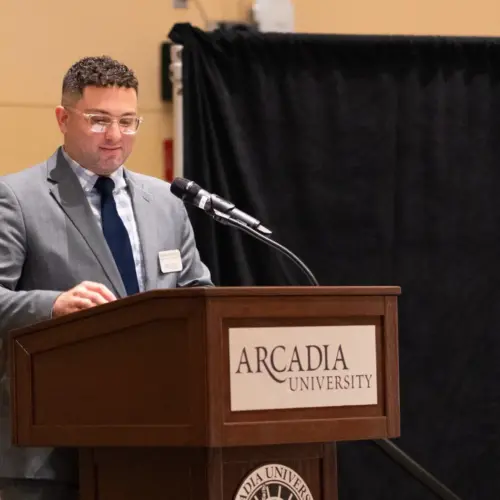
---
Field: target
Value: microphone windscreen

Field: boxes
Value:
[170,177,190,199]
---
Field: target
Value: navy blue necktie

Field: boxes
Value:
[94,176,140,296]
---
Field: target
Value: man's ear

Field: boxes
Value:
[55,105,69,133]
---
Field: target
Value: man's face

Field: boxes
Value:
[55,85,139,175]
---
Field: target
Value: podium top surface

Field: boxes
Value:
[10,285,401,338]
[158,286,402,296]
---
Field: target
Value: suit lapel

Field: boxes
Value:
[126,171,158,290]
[46,149,127,298]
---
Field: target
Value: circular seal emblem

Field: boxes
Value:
[233,463,314,500]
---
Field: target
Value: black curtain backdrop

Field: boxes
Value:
[169,24,500,500]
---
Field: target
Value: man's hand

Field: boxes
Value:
[52,281,117,318]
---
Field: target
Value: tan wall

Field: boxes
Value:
[2,0,500,177]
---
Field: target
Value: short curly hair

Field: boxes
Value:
[62,55,138,104]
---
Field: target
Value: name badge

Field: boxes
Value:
[158,249,183,273]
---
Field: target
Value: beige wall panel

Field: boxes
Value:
[244,0,500,36]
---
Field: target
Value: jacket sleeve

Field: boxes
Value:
[176,205,214,288]
[0,181,60,338]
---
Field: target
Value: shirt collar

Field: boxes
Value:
[62,148,127,194]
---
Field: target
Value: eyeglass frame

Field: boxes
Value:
[64,106,144,135]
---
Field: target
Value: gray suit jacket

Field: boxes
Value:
[0,148,212,481]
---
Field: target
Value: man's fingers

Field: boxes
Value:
[52,282,119,319]
[71,297,95,311]
[80,281,117,302]
[74,289,109,306]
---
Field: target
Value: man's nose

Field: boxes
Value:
[104,121,121,141]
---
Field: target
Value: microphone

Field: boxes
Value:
[170,176,318,286]
[170,177,272,235]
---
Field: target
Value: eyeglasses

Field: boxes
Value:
[65,107,143,135]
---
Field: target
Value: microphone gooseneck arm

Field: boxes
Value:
[210,209,319,286]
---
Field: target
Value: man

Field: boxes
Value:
[0,56,212,499]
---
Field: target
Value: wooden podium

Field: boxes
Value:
[9,286,400,500]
